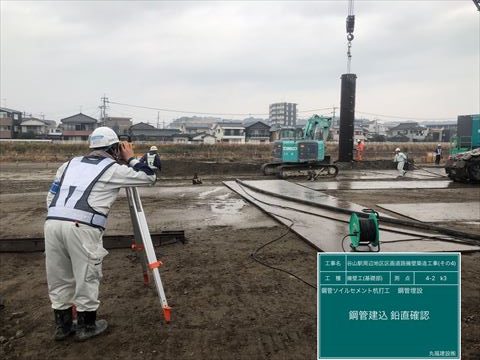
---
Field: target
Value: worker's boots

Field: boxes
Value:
[75,311,108,342]
[53,308,74,341]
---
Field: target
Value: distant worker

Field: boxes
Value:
[393,147,407,177]
[355,139,365,161]
[434,144,442,165]
[140,145,162,174]
[45,127,156,342]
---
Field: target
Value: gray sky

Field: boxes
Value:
[1,0,479,124]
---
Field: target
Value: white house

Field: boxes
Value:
[387,122,428,142]
[191,132,216,145]
[180,123,213,135]
[20,117,56,135]
[212,122,245,143]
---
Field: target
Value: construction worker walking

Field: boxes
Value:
[44,127,156,342]
[393,147,407,177]
[434,144,442,165]
[140,145,162,174]
[355,139,365,161]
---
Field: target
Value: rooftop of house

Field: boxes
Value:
[245,121,270,129]
[213,121,244,128]
[184,123,212,129]
[21,117,57,126]
[0,107,22,114]
[130,122,156,130]
[388,122,427,131]
[61,113,98,124]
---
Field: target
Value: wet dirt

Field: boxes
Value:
[0,162,479,359]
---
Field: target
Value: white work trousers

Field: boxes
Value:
[45,219,108,312]
[397,161,406,176]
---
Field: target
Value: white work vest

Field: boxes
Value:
[47,156,115,229]
[394,152,407,162]
[147,153,157,169]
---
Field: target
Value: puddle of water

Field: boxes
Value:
[210,199,246,214]
[216,193,231,200]
[198,187,223,199]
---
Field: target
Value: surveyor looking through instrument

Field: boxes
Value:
[44,126,156,342]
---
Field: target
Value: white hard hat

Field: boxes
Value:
[150,146,158,151]
[89,127,119,149]
[437,144,442,147]
[395,148,400,152]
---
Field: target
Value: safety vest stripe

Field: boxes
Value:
[47,207,107,228]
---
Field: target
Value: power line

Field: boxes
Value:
[107,100,269,116]
[107,100,334,117]
[107,99,454,122]
[356,110,455,121]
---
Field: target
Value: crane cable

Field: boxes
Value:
[346,0,355,73]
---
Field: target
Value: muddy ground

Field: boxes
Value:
[0,162,479,359]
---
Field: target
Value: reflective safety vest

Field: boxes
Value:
[47,156,116,229]
[147,153,158,169]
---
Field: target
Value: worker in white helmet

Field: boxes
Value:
[434,144,442,165]
[140,145,162,174]
[44,127,156,342]
[355,139,365,161]
[393,147,408,177]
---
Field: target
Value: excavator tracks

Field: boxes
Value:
[262,162,339,180]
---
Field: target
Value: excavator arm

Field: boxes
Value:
[303,115,332,141]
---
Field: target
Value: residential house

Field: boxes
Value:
[329,125,365,143]
[129,122,180,141]
[0,107,23,139]
[180,123,213,135]
[60,113,98,141]
[212,121,245,143]
[364,120,387,137]
[245,121,270,143]
[19,117,57,137]
[105,117,133,136]
[423,122,457,143]
[191,132,216,145]
[172,133,191,144]
[387,122,428,142]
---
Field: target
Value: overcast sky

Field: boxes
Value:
[1,0,479,124]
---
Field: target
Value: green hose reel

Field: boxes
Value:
[349,209,380,251]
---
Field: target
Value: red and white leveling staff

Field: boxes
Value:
[126,186,171,323]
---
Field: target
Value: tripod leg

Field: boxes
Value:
[125,187,150,285]
[128,187,171,322]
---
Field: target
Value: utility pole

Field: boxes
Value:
[100,95,109,126]
[157,111,160,129]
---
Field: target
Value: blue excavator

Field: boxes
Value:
[262,114,339,179]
